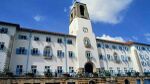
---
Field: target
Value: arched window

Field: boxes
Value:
[84,37,91,48]
[114,52,120,63]
[43,46,53,58]
[80,5,85,16]
[114,52,118,60]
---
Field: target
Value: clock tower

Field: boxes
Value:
[69,2,100,73]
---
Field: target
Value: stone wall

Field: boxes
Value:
[0,77,149,84]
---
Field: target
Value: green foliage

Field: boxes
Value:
[44,71,52,77]
[135,72,139,77]
[104,70,111,76]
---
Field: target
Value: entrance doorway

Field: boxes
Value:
[89,80,95,84]
[125,79,130,84]
[84,62,93,73]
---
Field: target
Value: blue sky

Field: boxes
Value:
[0,0,150,44]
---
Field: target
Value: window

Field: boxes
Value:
[18,35,27,40]
[83,27,88,33]
[124,68,127,73]
[68,51,74,58]
[130,68,133,72]
[144,69,147,72]
[128,56,131,62]
[112,45,117,49]
[71,13,73,19]
[107,54,111,60]
[86,51,91,59]
[148,48,150,51]
[31,48,39,56]
[57,66,62,73]
[45,66,51,72]
[0,27,8,34]
[121,55,125,61]
[105,44,109,48]
[148,61,150,67]
[31,65,37,74]
[57,38,62,43]
[43,46,53,58]
[109,67,113,74]
[117,67,121,73]
[80,5,85,16]
[16,47,27,55]
[57,50,64,58]
[142,47,146,51]
[99,54,103,60]
[84,37,91,48]
[125,56,129,62]
[16,65,23,75]
[69,67,74,73]
[136,46,141,50]
[100,67,105,71]
[0,42,5,50]
[110,56,114,61]
[119,46,123,50]
[67,39,72,44]
[97,43,101,48]
[46,37,51,42]
[141,61,146,66]
[114,52,120,63]
[124,47,129,51]
[145,55,149,60]
[34,36,39,41]
[139,54,144,60]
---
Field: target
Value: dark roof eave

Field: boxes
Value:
[0,21,20,28]
[96,38,150,46]
[0,21,76,38]
[131,42,150,46]
[96,38,132,45]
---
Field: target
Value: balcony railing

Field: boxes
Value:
[44,55,53,59]
[86,55,93,61]
[0,71,150,78]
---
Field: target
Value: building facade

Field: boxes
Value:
[0,2,150,77]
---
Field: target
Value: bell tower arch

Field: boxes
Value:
[70,2,90,24]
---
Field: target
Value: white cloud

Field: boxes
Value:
[146,38,150,42]
[33,15,44,22]
[144,33,150,42]
[75,0,133,24]
[131,36,138,41]
[97,34,125,42]
[144,33,150,37]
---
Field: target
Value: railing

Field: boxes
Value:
[0,71,150,78]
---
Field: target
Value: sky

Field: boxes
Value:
[0,0,150,44]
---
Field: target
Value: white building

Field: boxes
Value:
[0,2,150,76]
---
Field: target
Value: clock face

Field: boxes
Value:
[83,27,88,33]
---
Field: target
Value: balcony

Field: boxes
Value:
[44,55,53,60]
[85,43,91,48]
[86,55,93,61]
[114,58,121,63]
[0,71,150,79]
